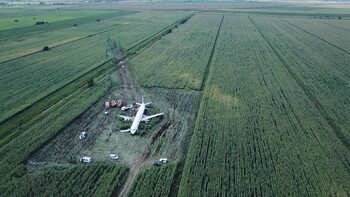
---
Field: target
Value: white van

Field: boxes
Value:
[81,156,92,163]
[109,154,119,160]
[159,158,168,164]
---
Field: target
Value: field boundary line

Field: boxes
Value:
[279,17,350,55]
[199,14,225,91]
[0,14,161,65]
[127,14,194,54]
[316,19,350,32]
[248,16,350,151]
[0,60,113,135]
[168,14,225,197]
[143,86,201,93]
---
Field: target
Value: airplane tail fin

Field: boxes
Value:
[136,96,151,106]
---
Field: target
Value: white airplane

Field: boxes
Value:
[118,97,163,134]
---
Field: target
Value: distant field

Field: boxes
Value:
[0,9,115,31]
[0,9,136,40]
[0,11,154,62]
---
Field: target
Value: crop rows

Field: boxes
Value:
[178,15,350,196]
[281,17,350,52]
[0,9,116,31]
[0,163,128,197]
[316,18,350,31]
[131,14,222,90]
[0,11,153,62]
[250,16,350,146]
[127,163,177,197]
[0,12,188,124]
[0,73,111,184]
[0,9,133,40]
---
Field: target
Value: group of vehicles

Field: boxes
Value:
[80,154,119,163]
[118,97,164,135]
[153,158,168,167]
[79,97,166,165]
[79,132,119,163]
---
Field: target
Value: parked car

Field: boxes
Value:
[81,156,92,163]
[159,158,168,164]
[79,132,87,140]
[153,162,161,167]
[109,154,119,160]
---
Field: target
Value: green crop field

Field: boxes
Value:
[127,163,177,197]
[131,14,222,90]
[178,15,350,196]
[1,2,350,197]
[1,163,128,196]
[0,9,116,31]
[0,12,188,134]
[0,10,148,62]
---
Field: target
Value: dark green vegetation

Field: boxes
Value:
[1,2,350,197]
[127,163,177,197]
[177,15,350,196]
[131,14,222,90]
[1,163,128,197]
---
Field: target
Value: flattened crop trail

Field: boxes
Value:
[248,16,350,151]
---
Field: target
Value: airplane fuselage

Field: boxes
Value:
[130,103,146,134]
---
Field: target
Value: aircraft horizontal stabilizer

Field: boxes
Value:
[120,129,131,133]
[141,113,164,122]
[118,115,134,121]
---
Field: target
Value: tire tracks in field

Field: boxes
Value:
[279,17,350,55]
[168,14,225,197]
[248,16,350,152]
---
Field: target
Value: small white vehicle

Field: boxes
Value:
[104,111,109,115]
[81,156,92,163]
[159,158,168,164]
[121,106,127,111]
[79,132,87,140]
[109,154,119,160]
[121,104,133,111]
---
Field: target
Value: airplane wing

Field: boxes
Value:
[118,115,134,121]
[141,113,164,122]
[120,129,131,133]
